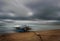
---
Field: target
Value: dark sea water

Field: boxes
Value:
[0,20,60,34]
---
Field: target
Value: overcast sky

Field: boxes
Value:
[0,0,60,20]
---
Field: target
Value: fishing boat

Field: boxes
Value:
[15,25,31,32]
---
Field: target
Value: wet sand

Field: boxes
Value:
[0,29,60,41]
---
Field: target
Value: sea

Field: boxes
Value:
[0,20,60,34]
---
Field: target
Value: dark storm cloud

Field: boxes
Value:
[25,0,60,20]
[32,7,60,20]
[0,0,60,20]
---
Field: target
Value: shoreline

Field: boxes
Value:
[0,29,60,41]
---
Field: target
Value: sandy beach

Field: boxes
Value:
[0,29,60,41]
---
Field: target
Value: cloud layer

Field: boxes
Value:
[25,0,60,20]
[0,0,60,20]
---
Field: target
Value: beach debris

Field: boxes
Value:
[33,32,43,41]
